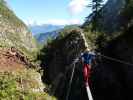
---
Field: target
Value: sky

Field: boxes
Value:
[6,0,106,26]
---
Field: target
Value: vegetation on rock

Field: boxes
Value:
[0,69,57,100]
[0,0,37,60]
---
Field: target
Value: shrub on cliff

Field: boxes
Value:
[0,70,57,100]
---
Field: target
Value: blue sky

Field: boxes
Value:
[6,0,106,25]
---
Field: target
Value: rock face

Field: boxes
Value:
[40,25,133,100]
[38,0,133,100]
[39,29,90,100]
[91,26,133,100]
[46,28,133,100]
[0,0,36,52]
[42,30,86,81]
[83,0,126,33]
[100,0,126,33]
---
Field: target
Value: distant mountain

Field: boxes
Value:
[29,24,64,36]
[35,30,60,44]
[34,25,80,44]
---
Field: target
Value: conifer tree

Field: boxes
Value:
[91,0,103,31]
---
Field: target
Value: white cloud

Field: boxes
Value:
[69,19,81,25]
[68,0,89,15]
[24,19,81,26]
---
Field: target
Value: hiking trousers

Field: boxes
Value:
[83,64,91,86]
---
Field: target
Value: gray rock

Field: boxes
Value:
[0,1,36,54]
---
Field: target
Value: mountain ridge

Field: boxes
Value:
[29,24,64,36]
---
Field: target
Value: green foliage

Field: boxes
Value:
[0,73,18,99]
[84,30,104,49]
[83,0,104,32]
[37,26,82,83]
[91,0,104,31]
[40,25,80,47]
[59,25,81,38]
[92,0,103,10]
[0,0,37,60]
[0,0,26,27]
[83,0,133,51]
[0,70,57,100]
[46,37,54,45]
[18,45,37,62]
[83,27,123,51]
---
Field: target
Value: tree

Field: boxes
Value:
[91,0,103,31]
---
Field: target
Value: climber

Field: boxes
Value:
[81,48,96,86]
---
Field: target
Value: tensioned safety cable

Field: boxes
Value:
[98,53,133,66]
[66,61,77,100]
